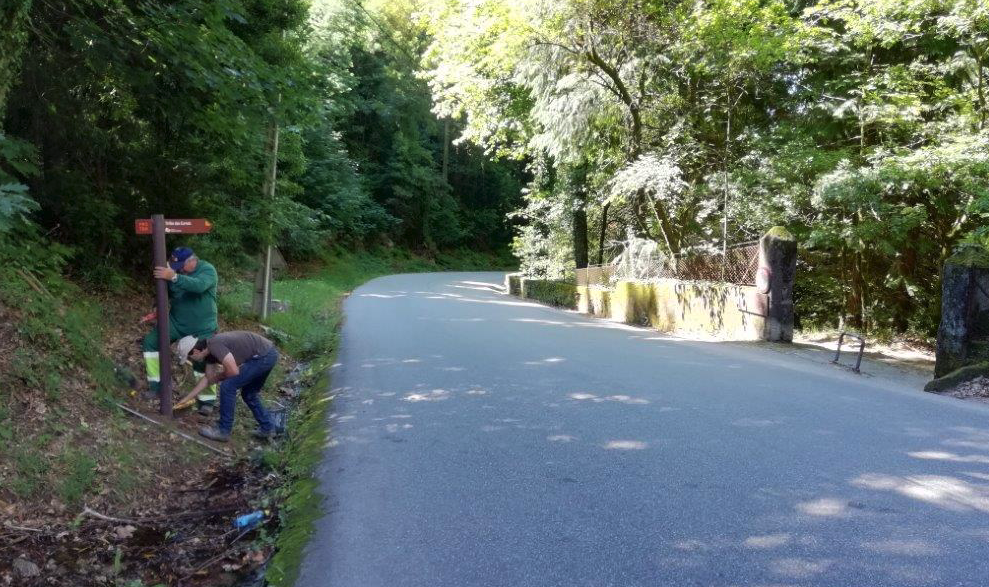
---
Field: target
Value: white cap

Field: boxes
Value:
[176,335,198,365]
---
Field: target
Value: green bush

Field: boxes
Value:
[506,274,522,296]
[522,278,577,309]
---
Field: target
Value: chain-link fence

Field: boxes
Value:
[576,241,759,287]
[575,264,614,287]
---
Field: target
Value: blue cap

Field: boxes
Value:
[169,247,195,271]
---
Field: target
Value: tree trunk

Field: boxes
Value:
[573,205,589,269]
[975,46,986,130]
[847,251,865,330]
[442,118,450,182]
[597,202,610,266]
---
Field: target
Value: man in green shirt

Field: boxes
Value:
[142,247,218,396]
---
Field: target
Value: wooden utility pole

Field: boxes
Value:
[259,118,280,320]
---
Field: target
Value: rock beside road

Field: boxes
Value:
[941,375,989,402]
[13,557,40,579]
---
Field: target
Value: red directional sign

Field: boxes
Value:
[135,218,212,235]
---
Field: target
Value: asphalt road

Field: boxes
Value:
[296,272,989,587]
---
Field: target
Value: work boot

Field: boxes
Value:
[199,426,230,443]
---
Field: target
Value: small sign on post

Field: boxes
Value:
[136,216,213,417]
[135,218,213,235]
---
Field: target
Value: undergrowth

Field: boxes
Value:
[0,233,131,509]
[0,233,512,581]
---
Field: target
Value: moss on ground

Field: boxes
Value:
[765,225,795,240]
[924,362,989,392]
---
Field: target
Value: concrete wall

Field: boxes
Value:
[575,280,767,340]
[511,229,792,342]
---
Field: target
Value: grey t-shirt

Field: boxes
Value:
[206,331,273,366]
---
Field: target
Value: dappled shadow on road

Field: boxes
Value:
[331,279,989,585]
[652,424,989,585]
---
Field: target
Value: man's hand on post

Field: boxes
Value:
[153,266,177,281]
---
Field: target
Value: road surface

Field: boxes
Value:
[297,272,989,587]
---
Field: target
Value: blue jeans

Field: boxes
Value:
[217,347,277,434]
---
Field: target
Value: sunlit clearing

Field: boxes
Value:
[852,473,989,513]
[524,356,567,365]
[603,440,647,450]
[732,418,778,427]
[908,450,989,464]
[404,389,450,402]
[548,435,576,442]
[744,534,791,548]
[795,498,848,517]
[672,540,707,551]
[453,297,544,308]
[459,280,503,288]
[514,318,570,326]
[769,558,832,579]
[862,539,940,556]
[568,393,649,404]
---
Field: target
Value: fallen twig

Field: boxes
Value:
[80,506,140,526]
[16,268,55,299]
[116,403,233,459]
[3,523,43,533]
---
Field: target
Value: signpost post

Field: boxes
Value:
[151,215,172,417]
[135,215,213,417]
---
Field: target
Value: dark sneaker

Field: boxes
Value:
[251,428,282,440]
[199,426,231,442]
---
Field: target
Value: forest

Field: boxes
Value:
[3,0,989,337]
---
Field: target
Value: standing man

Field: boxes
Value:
[142,247,218,396]
[176,331,279,442]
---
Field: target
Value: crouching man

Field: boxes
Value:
[176,331,279,442]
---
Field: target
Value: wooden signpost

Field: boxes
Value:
[135,214,212,416]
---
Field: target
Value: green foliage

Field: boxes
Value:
[1,0,521,281]
[523,278,578,308]
[0,132,38,232]
[424,0,989,335]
